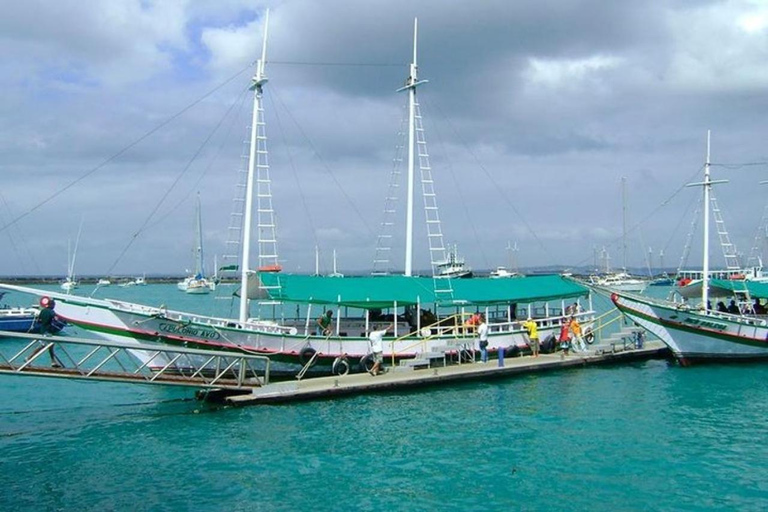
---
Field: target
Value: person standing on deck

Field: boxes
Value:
[559,320,571,356]
[477,314,489,363]
[316,310,333,336]
[522,316,540,357]
[569,316,587,352]
[368,323,392,376]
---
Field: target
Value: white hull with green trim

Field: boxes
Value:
[611,291,768,364]
[0,277,594,377]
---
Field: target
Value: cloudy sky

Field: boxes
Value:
[2,0,768,278]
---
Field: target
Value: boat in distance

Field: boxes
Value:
[588,271,648,292]
[0,292,66,335]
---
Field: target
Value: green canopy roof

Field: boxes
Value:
[709,279,768,299]
[258,273,588,309]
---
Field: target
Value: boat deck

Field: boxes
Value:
[223,340,669,406]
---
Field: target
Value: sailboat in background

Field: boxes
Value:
[61,220,83,292]
[328,249,344,277]
[177,194,215,294]
[490,241,521,278]
[612,132,768,364]
[588,178,647,292]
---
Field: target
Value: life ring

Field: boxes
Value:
[420,327,431,338]
[584,327,595,345]
[331,356,350,376]
[299,347,317,366]
[359,354,375,372]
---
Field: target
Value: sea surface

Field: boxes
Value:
[1,284,766,511]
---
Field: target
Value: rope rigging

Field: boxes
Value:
[107,84,255,275]
[0,62,255,238]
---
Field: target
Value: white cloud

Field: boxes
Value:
[201,18,264,74]
[664,0,768,91]
[524,55,622,89]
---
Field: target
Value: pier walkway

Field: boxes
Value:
[0,327,668,406]
[225,339,669,406]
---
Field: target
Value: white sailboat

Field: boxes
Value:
[328,249,344,278]
[589,178,647,292]
[0,15,596,377]
[177,195,215,294]
[612,131,768,364]
[61,220,83,292]
[490,242,521,278]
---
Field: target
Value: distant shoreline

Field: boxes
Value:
[0,276,239,285]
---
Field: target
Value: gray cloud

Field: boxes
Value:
[2,0,768,278]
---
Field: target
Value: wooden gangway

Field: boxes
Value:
[0,330,271,391]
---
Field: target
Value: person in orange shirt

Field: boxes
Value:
[569,316,587,352]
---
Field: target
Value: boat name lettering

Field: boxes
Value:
[682,318,727,331]
[158,322,221,340]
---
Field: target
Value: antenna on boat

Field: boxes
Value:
[686,130,728,309]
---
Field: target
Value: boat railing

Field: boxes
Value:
[110,300,298,335]
[588,309,626,343]
[388,313,472,365]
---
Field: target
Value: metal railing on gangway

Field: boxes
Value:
[0,330,271,390]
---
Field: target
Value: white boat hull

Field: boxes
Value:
[0,284,590,377]
[611,291,768,364]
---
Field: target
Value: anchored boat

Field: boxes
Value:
[177,194,215,294]
[0,17,596,377]
[0,292,66,334]
[612,132,768,364]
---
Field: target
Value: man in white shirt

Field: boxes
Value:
[368,323,392,376]
[477,314,489,363]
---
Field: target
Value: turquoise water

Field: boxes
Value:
[1,285,767,511]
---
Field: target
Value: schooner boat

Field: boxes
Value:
[0,16,595,377]
[612,132,768,364]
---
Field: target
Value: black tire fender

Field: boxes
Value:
[359,353,374,372]
[331,356,350,376]
[299,346,317,366]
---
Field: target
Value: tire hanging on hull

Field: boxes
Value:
[332,356,350,376]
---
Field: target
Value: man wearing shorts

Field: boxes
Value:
[368,323,392,376]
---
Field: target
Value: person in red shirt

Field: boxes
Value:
[558,320,571,356]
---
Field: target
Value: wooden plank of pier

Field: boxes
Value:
[225,341,669,406]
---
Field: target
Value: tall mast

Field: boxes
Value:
[686,130,727,309]
[621,176,627,270]
[702,131,711,309]
[240,9,270,323]
[195,193,203,277]
[404,18,418,276]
